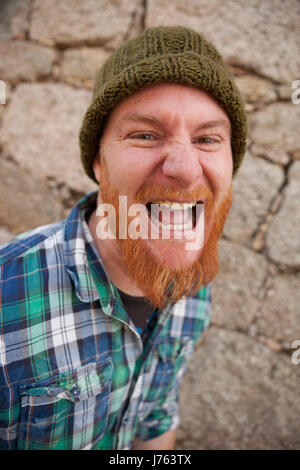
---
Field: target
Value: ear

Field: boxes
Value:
[92,149,101,183]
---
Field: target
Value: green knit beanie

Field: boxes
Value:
[79,26,247,183]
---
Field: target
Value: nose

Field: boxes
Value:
[161,140,203,187]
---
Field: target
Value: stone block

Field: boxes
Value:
[255,273,300,346]
[59,47,110,88]
[210,239,268,331]
[0,156,67,234]
[0,0,30,40]
[235,75,277,105]
[0,226,15,246]
[249,103,300,165]
[178,327,300,449]
[0,83,96,194]
[266,161,300,268]
[224,152,284,243]
[30,0,144,48]
[0,41,56,83]
[146,0,300,84]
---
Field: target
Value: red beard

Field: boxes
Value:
[98,158,232,309]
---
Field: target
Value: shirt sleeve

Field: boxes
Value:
[134,373,180,441]
[135,285,211,442]
[134,337,196,442]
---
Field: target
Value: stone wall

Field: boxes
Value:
[0,0,299,449]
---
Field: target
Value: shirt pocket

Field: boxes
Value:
[17,358,114,450]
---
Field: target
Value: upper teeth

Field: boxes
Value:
[150,200,197,209]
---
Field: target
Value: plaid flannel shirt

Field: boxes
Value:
[0,191,211,450]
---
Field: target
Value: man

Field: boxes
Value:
[0,26,247,450]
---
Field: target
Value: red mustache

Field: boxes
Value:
[136,183,214,213]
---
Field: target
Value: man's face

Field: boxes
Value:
[93,83,233,308]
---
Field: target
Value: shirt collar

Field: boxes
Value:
[63,190,116,312]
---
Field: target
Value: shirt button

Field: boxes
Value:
[123,417,129,425]
[71,386,81,398]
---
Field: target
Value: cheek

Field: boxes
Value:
[106,147,160,191]
[204,150,233,193]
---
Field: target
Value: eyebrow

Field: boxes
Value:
[116,113,161,133]
[194,119,231,133]
[118,113,231,134]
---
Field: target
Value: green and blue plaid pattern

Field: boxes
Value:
[0,191,211,450]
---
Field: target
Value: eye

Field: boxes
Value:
[132,133,155,140]
[195,137,216,144]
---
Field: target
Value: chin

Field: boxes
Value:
[145,238,203,270]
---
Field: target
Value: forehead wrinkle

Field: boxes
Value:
[116,112,231,135]
[116,112,168,133]
[194,119,231,135]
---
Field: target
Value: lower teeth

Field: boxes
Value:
[158,221,193,230]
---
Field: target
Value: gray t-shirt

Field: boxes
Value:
[117,288,157,333]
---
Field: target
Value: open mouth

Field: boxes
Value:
[145,200,204,232]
